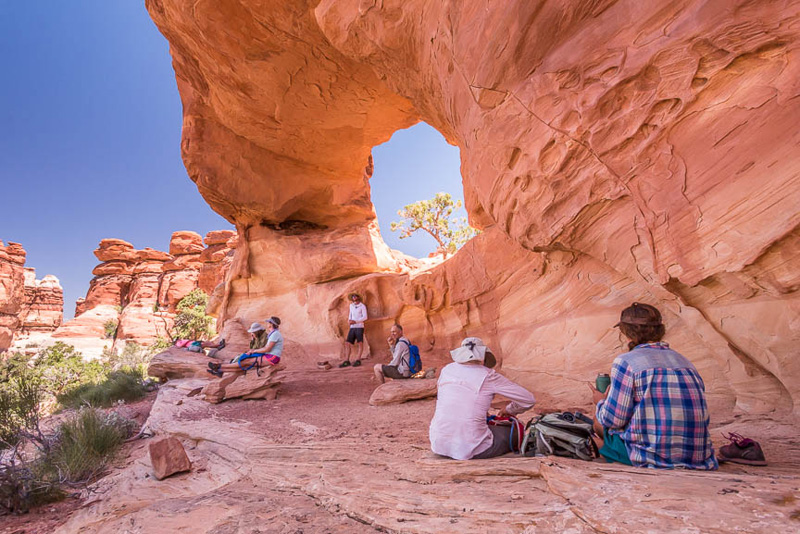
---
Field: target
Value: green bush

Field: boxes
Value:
[48,408,135,484]
[58,369,147,409]
[172,289,215,341]
[32,342,105,398]
[0,368,43,449]
[103,319,118,339]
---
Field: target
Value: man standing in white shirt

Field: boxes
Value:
[340,292,368,368]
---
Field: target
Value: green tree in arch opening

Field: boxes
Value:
[390,192,479,259]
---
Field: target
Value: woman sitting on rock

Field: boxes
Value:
[207,317,284,377]
[591,302,717,469]
[429,338,536,460]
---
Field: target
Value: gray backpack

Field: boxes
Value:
[521,412,598,461]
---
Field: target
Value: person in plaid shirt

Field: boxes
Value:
[591,303,718,469]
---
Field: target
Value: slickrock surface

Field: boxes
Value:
[145,0,800,419]
[54,231,235,352]
[56,353,800,533]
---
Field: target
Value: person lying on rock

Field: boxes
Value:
[175,337,226,353]
[208,317,284,377]
[590,302,718,469]
[429,338,535,460]
[339,292,368,368]
[373,323,411,383]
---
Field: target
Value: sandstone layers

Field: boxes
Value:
[0,240,27,351]
[0,241,64,352]
[147,1,800,415]
[55,230,235,346]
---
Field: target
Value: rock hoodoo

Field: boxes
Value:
[54,230,235,348]
[0,240,27,351]
[19,270,64,333]
[146,0,800,416]
[0,241,64,352]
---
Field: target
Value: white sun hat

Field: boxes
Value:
[450,337,493,364]
[247,322,265,333]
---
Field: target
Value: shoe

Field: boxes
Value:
[352,360,361,367]
[208,362,221,371]
[423,368,436,379]
[718,432,767,466]
[206,368,223,378]
[338,361,351,368]
[318,363,332,370]
[218,338,226,349]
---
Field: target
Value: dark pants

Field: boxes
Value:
[472,425,513,459]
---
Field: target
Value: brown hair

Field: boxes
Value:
[392,323,403,333]
[616,302,665,350]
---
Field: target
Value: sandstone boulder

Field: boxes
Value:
[169,231,204,256]
[204,230,236,246]
[148,347,212,380]
[94,238,137,262]
[148,436,192,480]
[201,363,283,403]
[369,378,438,406]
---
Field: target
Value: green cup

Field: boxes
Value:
[595,373,611,393]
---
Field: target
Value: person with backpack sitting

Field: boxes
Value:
[429,337,536,460]
[590,302,718,469]
[373,323,414,383]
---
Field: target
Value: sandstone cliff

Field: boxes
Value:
[55,230,235,348]
[19,269,64,333]
[0,240,27,351]
[146,0,800,415]
[0,242,64,352]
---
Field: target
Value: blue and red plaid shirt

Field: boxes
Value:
[596,342,718,469]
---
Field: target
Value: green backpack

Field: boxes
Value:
[521,412,599,461]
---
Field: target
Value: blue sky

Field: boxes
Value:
[0,2,464,318]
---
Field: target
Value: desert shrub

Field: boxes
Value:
[58,369,147,409]
[103,319,118,339]
[48,408,135,484]
[0,368,43,449]
[103,340,169,374]
[0,371,59,513]
[32,343,105,398]
[172,289,215,341]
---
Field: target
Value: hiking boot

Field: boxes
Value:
[217,338,226,349]
[338,360,351,368]
[352,359,361,367]
[718,432,767,466]
[208,362,221,372]
[206,368,223,378]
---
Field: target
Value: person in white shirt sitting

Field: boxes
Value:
[429,337,536,460]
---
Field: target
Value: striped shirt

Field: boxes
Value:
[596,342,718,469]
